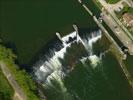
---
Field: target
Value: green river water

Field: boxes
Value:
[0,0,133,100]
[0,0,96,64]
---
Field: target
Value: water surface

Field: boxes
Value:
[0,0,96,64]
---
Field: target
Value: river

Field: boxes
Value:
[0,0,133,100]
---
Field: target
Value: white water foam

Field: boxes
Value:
[35,31,78,87]
[80,30,102,68]
[34,29,102,87]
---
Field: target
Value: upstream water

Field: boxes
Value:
[34,29,133,100]
[0,0,96,64]
[1,0,133,100]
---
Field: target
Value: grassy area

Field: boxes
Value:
[0,44,39,100]
[106,0,120,4]
[0,69,14,100]
[115,6,129,18]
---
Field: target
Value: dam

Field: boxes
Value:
[34,25,102,84]
[33,25,133,100]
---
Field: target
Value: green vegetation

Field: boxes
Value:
[0,69,14,100]
[0,44,39,100]
[115,7,127,18]
[120,6,129,14]
[128,7,133,14]
[115,4,133,18]
[106,0,120,4]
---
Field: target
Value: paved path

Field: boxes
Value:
[0,61,27,100]
[98,0,133,55]
[101,11,133,48]
[99,0,133,40]
[77,0,133,89]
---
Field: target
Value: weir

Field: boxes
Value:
[33,0,132,96]
[34,25,102,88]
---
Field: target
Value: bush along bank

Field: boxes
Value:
[0,44,39,100]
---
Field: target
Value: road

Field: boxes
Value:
[98,0,133,55]
[101,11,133,50]
[0,61,27,100]
[99,0,133,40]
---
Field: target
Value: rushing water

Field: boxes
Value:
[1,0,133,100]
[34,29,133,100]
[34,29,101,84]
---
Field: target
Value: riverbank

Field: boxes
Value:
[0,61,26,100]
[0,44,39,100]
[0,68,14,100]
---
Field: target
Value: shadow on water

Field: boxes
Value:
[24,27,100,72]
[4,42,18,55]
[0,33,60,72]
[1,26,100,72]
[78,26,100,40]
[0,41,31,71]
[28,35,64,70]
[2,41,33,71]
